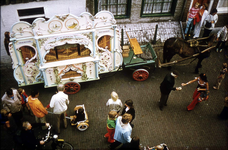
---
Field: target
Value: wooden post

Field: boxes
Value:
[152,24,158,44]
[121,29,124,49]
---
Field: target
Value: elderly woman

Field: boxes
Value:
[182,73,209,111]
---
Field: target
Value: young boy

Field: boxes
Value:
[216,23,228,52]
[104,110,117,143]
[213,63,228,90]
[185,2,200,37]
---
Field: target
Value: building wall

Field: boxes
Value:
[86,0,184,24]
[1,0,86,64]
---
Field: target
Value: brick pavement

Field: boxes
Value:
[1,22,228,150]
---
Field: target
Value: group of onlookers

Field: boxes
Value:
[0,84,69,149]
[185,2,227,53]
[180,2,228,116]
[104,91,140,149]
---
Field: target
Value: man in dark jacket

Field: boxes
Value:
[159,70,181,111]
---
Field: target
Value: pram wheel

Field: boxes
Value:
[77,122,89,131]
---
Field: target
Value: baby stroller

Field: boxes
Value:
[69,104,89,131]
[147,143,169,150]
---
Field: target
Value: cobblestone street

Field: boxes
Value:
[1,22,228,150]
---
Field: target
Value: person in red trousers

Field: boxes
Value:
[182,73,209,111]
[104,110,117,143]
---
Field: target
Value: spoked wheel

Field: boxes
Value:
[77,122,89,131]
[132,69,149,81]
[61,142,74,150]
[64,82,81,94]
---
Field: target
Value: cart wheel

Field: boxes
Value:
[132,69,149,81]
[77,122,89,131]
[64,82,81,94]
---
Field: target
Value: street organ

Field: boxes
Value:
[9,11,123,94]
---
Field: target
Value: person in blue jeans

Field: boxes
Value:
[185,2,200,37]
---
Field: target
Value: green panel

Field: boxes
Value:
[123,43,157,68]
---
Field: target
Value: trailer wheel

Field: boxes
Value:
[64,82,81,94]
[77,122,89,131]
[132,69,149,81]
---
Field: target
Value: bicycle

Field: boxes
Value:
[147,143,169,150]
[41,125,74,150]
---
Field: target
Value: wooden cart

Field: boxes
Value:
[122,32,157,81]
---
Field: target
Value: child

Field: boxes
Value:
[71,107,85,125]
[213,63,228,90]
[185,2,200,37]
[104,110,117,143]
[216,23,228,52]
[106,91,123,113]
[17,88,31,114]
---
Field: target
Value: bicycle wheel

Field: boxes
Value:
[61,142,74,150]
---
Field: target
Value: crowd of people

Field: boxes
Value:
[181,2,228,113]
[185,1,227,55]
[0,84,70,149]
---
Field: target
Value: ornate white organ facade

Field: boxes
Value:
[9,11,123,90]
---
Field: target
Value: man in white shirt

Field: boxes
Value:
[49,84,69,134]
[203,8,218,37]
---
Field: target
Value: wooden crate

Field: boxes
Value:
[122,45,130,57]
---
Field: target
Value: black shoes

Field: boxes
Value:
[159,106,163,111]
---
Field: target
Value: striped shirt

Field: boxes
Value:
[188,7,200,18]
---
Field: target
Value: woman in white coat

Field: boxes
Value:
[193,3,209,38]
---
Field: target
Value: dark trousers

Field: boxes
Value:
[195,51,210,73]
[195,58,203,73]
[12,111,23,128]
[110,140,122,150]
[159,93,169,108]
[203,29,212,37]
[216,41,226,50]
[110,140,130,150]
